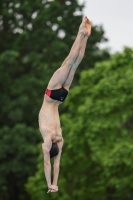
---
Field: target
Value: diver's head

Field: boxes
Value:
[50,142,59,158]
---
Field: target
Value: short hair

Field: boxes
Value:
[50,143,59,158]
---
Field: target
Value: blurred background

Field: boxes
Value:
[0,0,133,200]
[80,0,133,53]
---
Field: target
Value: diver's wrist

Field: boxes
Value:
[48,184,51,188]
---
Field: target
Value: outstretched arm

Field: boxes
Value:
[42,137,52,189]
[52,149,62,184]
[47,151,62,193]
[47,140,64,193]
[42,138,63,193]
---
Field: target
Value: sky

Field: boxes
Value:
[79,0,133,53]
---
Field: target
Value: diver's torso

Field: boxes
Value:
[39,95,62,141]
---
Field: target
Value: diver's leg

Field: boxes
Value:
[63,34,89,90]
[47,17,89,90]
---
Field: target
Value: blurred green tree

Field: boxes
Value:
[26,47,133,200]
[0,0,110,199]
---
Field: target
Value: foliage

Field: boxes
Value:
[0,0,110,73]
[26,47,133,200]
[0,124,40,200]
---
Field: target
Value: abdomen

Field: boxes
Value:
[38,98,61,138]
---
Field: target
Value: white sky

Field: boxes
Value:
[79,0,133,53]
